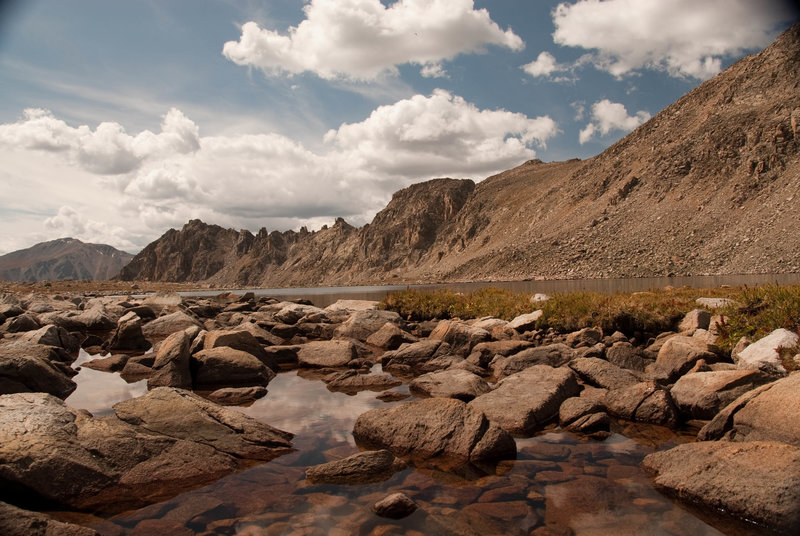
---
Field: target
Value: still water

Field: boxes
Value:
[180,273,800,308]
[58,356,772,535]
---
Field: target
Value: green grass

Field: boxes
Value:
[380,285,800,351]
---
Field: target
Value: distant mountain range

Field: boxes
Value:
[119,23,800,286]
[0,238,134,282]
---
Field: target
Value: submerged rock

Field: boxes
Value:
[373,492,418,519]
[305,449,406,484]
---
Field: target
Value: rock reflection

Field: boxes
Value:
[66,350,148,415]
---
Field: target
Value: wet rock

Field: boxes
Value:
[372,493,418,519]
[142,311,203,340]
[605,381,678,427]
[353,397,516,463]
[19,324,81,355]
[0,501,99,536]
[734,328,798,376]
[409,369,491,402]
[366,322,418,350]
[204,329,277,371]
[148,331,192,389]
[565,327,603,348]
[670,369,773,420]
[507,311,543,333]
[334,310,402,342]
[698,373,800,446]
[647,336,717,383]
[297,340,357,368]
[605,341,650,372]
[0,341,77,399]
[491,344,575,379]
[428,320,490,355]
[107,312,151,351]
[191,347,274,389]
[568,357,640,390]
[305,449,406,485]
[677,309,711,333]
[642,441,800,533]
[380,340,453,374]
[469,365,580,435]
[205,386,268,405]
[465,340,534,369]
[323,370,402,393]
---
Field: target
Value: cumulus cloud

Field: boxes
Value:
[552,0,798,79]
[522,51,562,78]
[1,92,557,249]
[222,0,523,81]
[44,206,140,252]
[579,99,650,144]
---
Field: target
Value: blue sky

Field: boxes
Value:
[0,0,797,254]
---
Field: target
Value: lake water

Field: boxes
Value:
[180,273,800,307]
[56,353,772,535]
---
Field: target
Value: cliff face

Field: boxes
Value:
[120,24,800,286]
[0,238,134,282]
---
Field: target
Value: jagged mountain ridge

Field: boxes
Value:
[0,238,134,282]
[119,24,800,286]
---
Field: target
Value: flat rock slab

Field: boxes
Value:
[323,370,402,393]
[409,369,491,402]
[297,340,357,368]
[305,449,406,484]
[568,357,639,390]
[642,441,800,533]
[469,365,580,436]
[353,397,516,464]
[670,369,773,420]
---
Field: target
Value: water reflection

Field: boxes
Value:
[66,350,148,416]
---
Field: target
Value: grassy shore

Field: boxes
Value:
[380,285,800,353]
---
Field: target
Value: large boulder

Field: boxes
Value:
[148,331,192,389]
[565,327,603,348]
[465,340,534,369]
[677,309,711,333]
[353,397,516,463]
[0,389,292,513]
[365,322,418,350]
[296,340,357,368]
[107,312,151,351]
[669,369,773,420]
[3,313,41,333]
[191,347,274,389]
[468,365,580,435]
[325,299,379,313]
[506,311,543,333]
[647,336,717,383]
[305,449,406,484]
[0,341,77,399]
[428,319,490,355]
[142,311,203,340]
[642,441,800,533]
[605,381,678,426]
[491,343,575,379]
[19,325,81,355]
[380,340,453,375]
[734,328,798,376]
[409,369,491,402]
[605,341,651,372]
[698,374,800,446]
[203,329,276,371]
[73,307,116,331]
[568,357,640,390]
[273,303,325,325]
[334,309,402,341]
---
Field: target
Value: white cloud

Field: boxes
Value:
[0,92,557,252]
[579,99,650,144]
[522,51,560,77]
[552,0,798,79]
[420,63,447,79]
[222,0,523,81]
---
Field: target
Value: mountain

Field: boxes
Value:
[0,238,134,282]
[119,23,800,286]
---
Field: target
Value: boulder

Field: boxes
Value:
[305,449,406,484]
[366,322,418,349]
[507,311,543,333]
[19,325,81,355]
[107,312,151,351]
[4,313,41,333]
[491,343,575,379]
[203,386,268,406]
[353,397,516,463]
[471,317,509,331]
[469,365,580,435]
[203,329,276,371]
[0,501,99,536]
[605,381,678,426]
[698,373,800,446]
[231,321,284,346]
[734,328,798,376]
[466,340,534,369]
[380,340,453,374]
[191,347,274,389]
[647,336,717,383]
[677,309,711,333]
[558,397,610,434]
[322,370,401,393]
[297,340,357,368]
[428,319,490,355]
[605,341,650,372]
[334,310,402,341]
[142,311,202,340]
[263,345,300,366]
[0,341,76,399]
[565,327,603,348]
[142,292,184,315]
[82,353,130,373]
[568,357,639,390]
[73,307,116,331]
[273,303,325,325]
[642,441,800,533]
[373,492,418,519]
[148,331,192,389]
[670,369,773,420]
[409,369,491,402]
[325,299,379,313]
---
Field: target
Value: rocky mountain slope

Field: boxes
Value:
[0,238,134,282]
[120,23,800,286]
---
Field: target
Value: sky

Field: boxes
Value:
[0,0,798,255]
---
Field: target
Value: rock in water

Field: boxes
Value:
[372,492,418,519]
[305,449,406,484]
